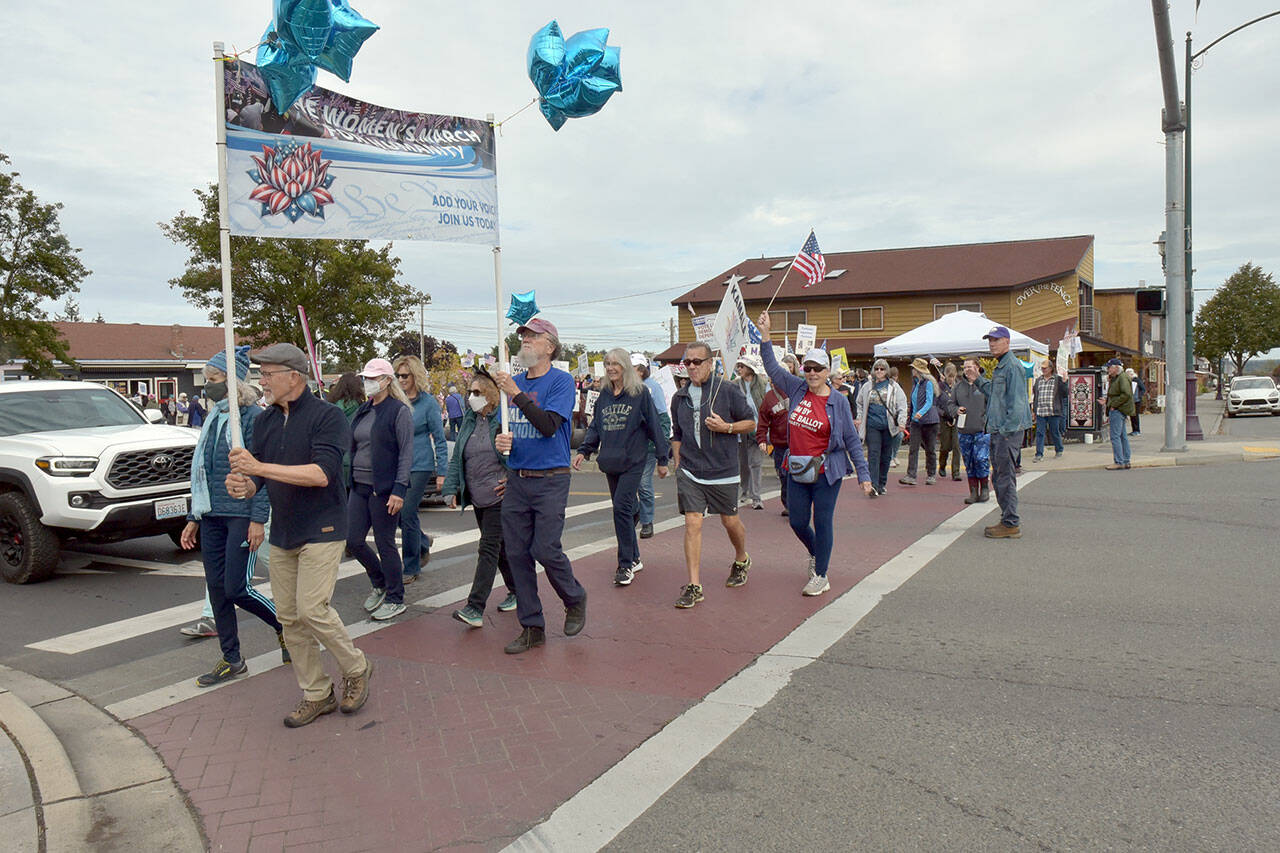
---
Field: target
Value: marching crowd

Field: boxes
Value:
[177,314,1143,728]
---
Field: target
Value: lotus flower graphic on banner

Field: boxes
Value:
[247,140,335,222]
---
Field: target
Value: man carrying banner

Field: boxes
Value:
[669,341,756,609]
[493,318,587,653]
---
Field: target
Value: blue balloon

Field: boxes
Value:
[506,291,540,327]
[257,0,379,113]
[526,20,622,131]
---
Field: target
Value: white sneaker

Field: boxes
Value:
[802,572,830,596]
[371,601,406,621]
[805,555,816,577]
[631,560,643,573]
[362,588,386,613]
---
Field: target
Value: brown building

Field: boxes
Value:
[659,235,1138,372]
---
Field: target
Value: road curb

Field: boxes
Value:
[0,676,85,853]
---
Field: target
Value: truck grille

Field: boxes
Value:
[106,446,194,489]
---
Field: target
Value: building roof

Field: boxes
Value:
[53,322,233,363]
[672,235,1095,307]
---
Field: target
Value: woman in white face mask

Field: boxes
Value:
[441,369,518,627]
[347,359,414,621]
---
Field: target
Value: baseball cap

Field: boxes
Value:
[983,325,1011,340]
[254,342,310,375]
[1106,357,1123,367]
[630,352,647,367]
[802,348,829,369]
[516,317,559,339]
[359,358,395,378]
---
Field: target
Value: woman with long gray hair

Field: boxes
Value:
[732,354,769,510]
[572,347,670,587]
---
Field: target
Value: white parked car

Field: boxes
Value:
[1224,375,1280,417]
[0,380,197,583]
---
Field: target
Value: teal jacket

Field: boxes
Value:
[985,351,1033,435]
[441,406,511,509]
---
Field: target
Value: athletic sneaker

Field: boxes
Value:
[639,523,654,539]
[196,658,247,688]
[631,560,643,574]
[925,475,937,485]
[371,601,406,621]
[614,565,635,586]
[497,593,518,612]
[805,555,816,577]
[898,475,917,485]
[452,605,483,628]
[675,583,704,608]
[726,555,751,588]
[362,588,386,613]
[802,573,831,596]
[180,618,217,638]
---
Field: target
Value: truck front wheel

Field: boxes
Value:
[0,491,61,584]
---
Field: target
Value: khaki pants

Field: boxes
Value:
[270,540,367,701]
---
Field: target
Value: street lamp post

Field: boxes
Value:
[417,292,432,363]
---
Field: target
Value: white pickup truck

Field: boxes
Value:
[0,380,198,583]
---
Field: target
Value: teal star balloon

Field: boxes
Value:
[256,0,379,113]
[506,291,539,326]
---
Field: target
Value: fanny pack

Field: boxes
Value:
[787,453,826,484]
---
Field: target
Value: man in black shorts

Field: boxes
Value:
[668,341,756,609]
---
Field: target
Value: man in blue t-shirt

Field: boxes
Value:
[493,317,587,654]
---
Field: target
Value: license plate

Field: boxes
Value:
[154,496,188,520]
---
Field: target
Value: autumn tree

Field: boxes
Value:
[1194,262,1280,376]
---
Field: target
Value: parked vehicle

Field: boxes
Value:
[1224,376,1280,418]
[0,381,197,583]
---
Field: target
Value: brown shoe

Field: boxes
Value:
[1105,463,1125,470]
[339,659,374,715]
[283,688,338,728]
[984,523,1021,539]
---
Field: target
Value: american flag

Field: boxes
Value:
[792,230,826,286]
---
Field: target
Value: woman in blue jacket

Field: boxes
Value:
[572,348,670,588]
[348,359,414,622]
[179,345,287,686]
[758,312,873,597]
[393,356,449,583]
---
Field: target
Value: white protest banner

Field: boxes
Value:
[593,361,606,378]
[552,360,570,373]
[585,389,600,423]
[795,323,817,353]
[576,353,589,376]
[691,315,715,343]
[710,277,753,375]
[655,364,678,404]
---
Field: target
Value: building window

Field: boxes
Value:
[934,302,982,319]
[746,274,770,284]
[769,310,808,335]
[839,307,883,331]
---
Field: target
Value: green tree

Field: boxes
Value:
[161,184,412,367]
[55,295,82,322]
[1194,262,1280,376]
[386,329,457,367]
[0,152,88,375]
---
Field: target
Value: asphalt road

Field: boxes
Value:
[0,469,698,710]
[608,459,1280,851]
[1219,408,1280,440]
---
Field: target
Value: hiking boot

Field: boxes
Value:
[180,618,217,638]
[802,573,831,597]
[614,565,635,586]
[371,601,406,621]
[452,605,483,628]
[674,584,704,609]
[504,625,545,654]
[195,658,247,688]
[283,688,338,728]
[639,523,654,539]
[984,523,1022,539]
[726,555,751,588]
[564,592,587,636]
[403,572,420,586]
[277,631,291,664]
[963,481,980,504]
[339,659,374,714]
[362,588,386,613]
[497,592,518,612]
[977,482,990,502]
[898,475,917,485]
[925,475,937,485]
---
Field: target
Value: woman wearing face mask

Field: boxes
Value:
[347,359,414,621]
[177,345,288,686]
[572,348,670,587]
[442,370,518,626]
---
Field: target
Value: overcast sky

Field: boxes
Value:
[3,1,1277,355]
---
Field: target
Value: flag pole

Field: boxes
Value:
[487,113,509,434]
[213,42,242,448]
[762,228,814,314]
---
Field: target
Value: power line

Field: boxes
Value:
[426,281,696,312]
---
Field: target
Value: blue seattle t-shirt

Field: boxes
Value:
[508,367,576,470]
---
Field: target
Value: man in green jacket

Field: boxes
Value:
[983,326,1032,539]
[1101,358,1134,470]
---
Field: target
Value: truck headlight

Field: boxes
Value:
[35,456,99,477]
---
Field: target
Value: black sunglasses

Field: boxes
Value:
[803,364,827,373]
[395,373,412,379]
[682,358,707,366]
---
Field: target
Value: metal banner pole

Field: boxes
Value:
[213,42,242,448]
[487,113,509,434]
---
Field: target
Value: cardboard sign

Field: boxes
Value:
[593,361,606,378]
[794,324,817,354]
[691,314,715,343]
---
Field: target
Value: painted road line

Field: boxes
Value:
[31,497,623,656]
[502,473,1045,852]
[107,490,777,721]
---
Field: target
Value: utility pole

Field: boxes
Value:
[1183,30,1202,440]
[417,291,431,363]
[1151,0,1187,452]
[667,317,676,347]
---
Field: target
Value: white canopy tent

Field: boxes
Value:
[873,310,1047,359]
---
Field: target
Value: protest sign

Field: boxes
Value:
[585,389,600,423]
[593,361,606,378]
[710,277,753,375]
[795,324,817,353]
[829,347,848,375]
[655,365,678,403]
[691,315,715,344]
[551,360,570,373]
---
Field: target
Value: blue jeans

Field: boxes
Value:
[200,515,280,664]
[636,451,657,524]
[502,472,585,630]
[1034,414,1064,457]
[1108,410,1131,464]
[786,475,842,576]
[990,432,1020,527]
[864,426,894,491]
[347,483,405,604]
[400,470,433,577]
[606,462,645,569]
[771,445,789,507]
